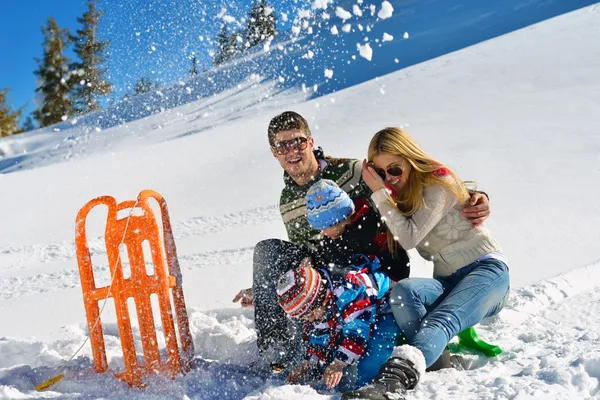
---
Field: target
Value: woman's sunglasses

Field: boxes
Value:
[272,137,309,155]
[369,163,403,181]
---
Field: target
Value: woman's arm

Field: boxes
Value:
[371,184,457,250]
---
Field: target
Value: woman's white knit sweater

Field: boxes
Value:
[371,175,502,278]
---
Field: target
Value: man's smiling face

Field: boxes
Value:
[271,129,316,179]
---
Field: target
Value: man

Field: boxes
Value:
[233,111,491,367]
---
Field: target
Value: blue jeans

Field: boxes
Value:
[391,258,510,367]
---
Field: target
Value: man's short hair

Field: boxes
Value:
[267,111,312,147]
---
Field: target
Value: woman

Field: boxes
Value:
[342,127,510,400]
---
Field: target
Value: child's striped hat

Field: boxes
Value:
[276,266,323,318]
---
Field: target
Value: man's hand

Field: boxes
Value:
[463,192,490,227]
[287,361,310,384]
[232,287,254,308]
[323,359,345,389]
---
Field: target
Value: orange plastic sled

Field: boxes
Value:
[75,190,194,387]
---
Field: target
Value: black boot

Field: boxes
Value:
[341,356,420,400]
[426,347,467,372]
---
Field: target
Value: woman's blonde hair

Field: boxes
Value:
[368,127,470,253]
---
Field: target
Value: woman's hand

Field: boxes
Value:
[323,359,345,389]
[232,287,254,308]
[463,192,490,227]
[287,361,310,384]
[362,159,386,193]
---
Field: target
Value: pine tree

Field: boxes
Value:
[134,77,158,95]
[21,116,36,133]
[245,0,277,48]
[33,17,75,127]
[213,25,239,66]
[189,56,199,76]
[0,88,21,137]
[71,0,112,114]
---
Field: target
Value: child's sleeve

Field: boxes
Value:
[333,277,377,365]
[304,321,334,366]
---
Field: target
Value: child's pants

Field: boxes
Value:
[355,312,401,388]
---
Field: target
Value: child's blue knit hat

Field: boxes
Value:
[306,179,355,230]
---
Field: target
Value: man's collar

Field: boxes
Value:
[283,147,329,195]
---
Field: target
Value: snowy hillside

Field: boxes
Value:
[1,3,600,400]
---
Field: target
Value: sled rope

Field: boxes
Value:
[36,200,140,391]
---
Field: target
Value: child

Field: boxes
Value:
[305,179,409,282]
[276,256,399,390]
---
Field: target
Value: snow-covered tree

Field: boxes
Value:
[190,55,199,76]
[0,88,21,137]
[245,0,277,48]
[213,25,239,66]
[71,0,112,114]
[134,77,158,95]
[33,17,75,127]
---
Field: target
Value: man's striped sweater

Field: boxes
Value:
[279,148,371,244]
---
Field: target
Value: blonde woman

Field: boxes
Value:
[342,128,510,400]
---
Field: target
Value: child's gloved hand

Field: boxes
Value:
[323,359,345,389]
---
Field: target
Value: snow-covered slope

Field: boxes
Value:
[1,3,599,400]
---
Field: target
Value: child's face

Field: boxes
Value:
[303,304,327,322]
[321,217,352,239]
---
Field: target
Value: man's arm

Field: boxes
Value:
[463,191,490,227]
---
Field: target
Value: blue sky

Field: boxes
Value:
[0,0,305,122]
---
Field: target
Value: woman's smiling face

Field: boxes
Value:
[371,153,411,193]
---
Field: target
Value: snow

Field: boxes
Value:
[353,5,363,17]
[324,69,334,79]
[341,24,352,33]
[382,32,394,42]
[335,7,352,21]
[330,26,339,35]
[377,1,394,20]
[357,42,373,61]
[403,31,409,39]
[312,0,333,10]
[1,3,600,400]
[298,9,312,19]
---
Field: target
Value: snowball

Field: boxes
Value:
[403,31,410,39]
[357,42,373,61]
[342,24,352,33]
[336,6,352,20]
[353,5,363,16]
[324,68,334,79]
[378,1,394,19]
[331,25,339,35]
[382,33,394,42]
[311,0,333,10]
[298,9,311,19]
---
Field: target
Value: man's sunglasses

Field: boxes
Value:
[272,137,309,155]
[369,162,403,181]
